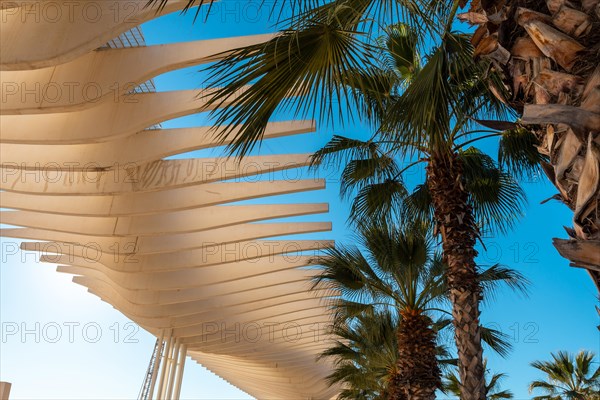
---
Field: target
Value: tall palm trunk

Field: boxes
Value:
[462,0,600,290]
[388,311,441,400]
[426,151,485,400]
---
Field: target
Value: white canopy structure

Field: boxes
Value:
[0,2,340,399]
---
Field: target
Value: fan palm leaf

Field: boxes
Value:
[529,351,600,399]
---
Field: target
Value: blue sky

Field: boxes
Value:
[1,2,599,399]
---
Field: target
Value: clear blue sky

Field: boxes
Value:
[1,3,598,399]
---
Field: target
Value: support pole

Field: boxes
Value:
[165,338,181,400]
[0,382,11,400]
[148,330,165,400]
[156,331,173,399]
[173,344,187,400]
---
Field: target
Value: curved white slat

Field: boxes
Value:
[1,154,313,194]
[70,269,322,305]
[9,222,332,255]
[1,34,272,114]
[0,0,189,70]
[51,255,316,290]
[33,239,332,272]
[0,89,246,144]
[1,180,325,216]
[189,353,339,400]
[87,286,331,328]
[0,121,315,169]
[61,275,333,316]
[1,203,328,236]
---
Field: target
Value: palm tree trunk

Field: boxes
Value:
[426,151,485,400]
[388,311,440,400]
[463,0,600,292]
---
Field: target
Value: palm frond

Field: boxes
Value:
[530,351,600,397]
[204,20,376,156]
[498,127,547,180]
[448,42,511,124]
[459,147,527,235]
[349,179,407,222]
[383,31,502,152]
[342,67,399,119]
[401,183,434,225]
[310,135,381,168]
[358,221,431,276]
[382,23,420,80]
[145,0,212,18]
[321,308,398,396]
[480,325,512,358]
[340,155,399,198]
[479,264,530,301]
[331,299,376,321]
[443,361,514,398]
[297,0,442,32]
[312,245,380,294]
[201,0,448,157]
[383,37,452,151]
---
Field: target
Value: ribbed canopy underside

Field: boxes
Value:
[0,2,339,398]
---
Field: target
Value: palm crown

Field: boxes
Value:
[308,23,540,231]
[529,350,600,400]
[313,221,528,397]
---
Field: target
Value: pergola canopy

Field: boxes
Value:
[0,2,340,398]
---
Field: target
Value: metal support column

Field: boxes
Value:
[165,338,181,399]
[156,332,173,399]
[173,344,187,400]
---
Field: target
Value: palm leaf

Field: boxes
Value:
[310,135,380,168]
[349,179,408,222]
[402,183,434,225]
[459,147,527,235]
[479,263,530,301]
[383,23,420,79]
[203,20,376,156]
[480,326,512,358]
[201,0,446,156]
[340,155,399,198]
[530,351,600,397]
[443,362,514,398]
[146,0,210,14]
[498,127,547,180]
[383,37,452,151]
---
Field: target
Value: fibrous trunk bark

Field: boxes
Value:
[462,0,600,292]
[388,311,440,400]
[426,152,485,400]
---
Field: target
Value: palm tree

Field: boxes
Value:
[442,362,514,399]
[457,0,600,289]
[146,1,535,397]
[308,24,530,399]
[314,221,528,399]
[323,308,457,400]
[323,309,400,400]
[529,350,600,399]
[315,222,445,399]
